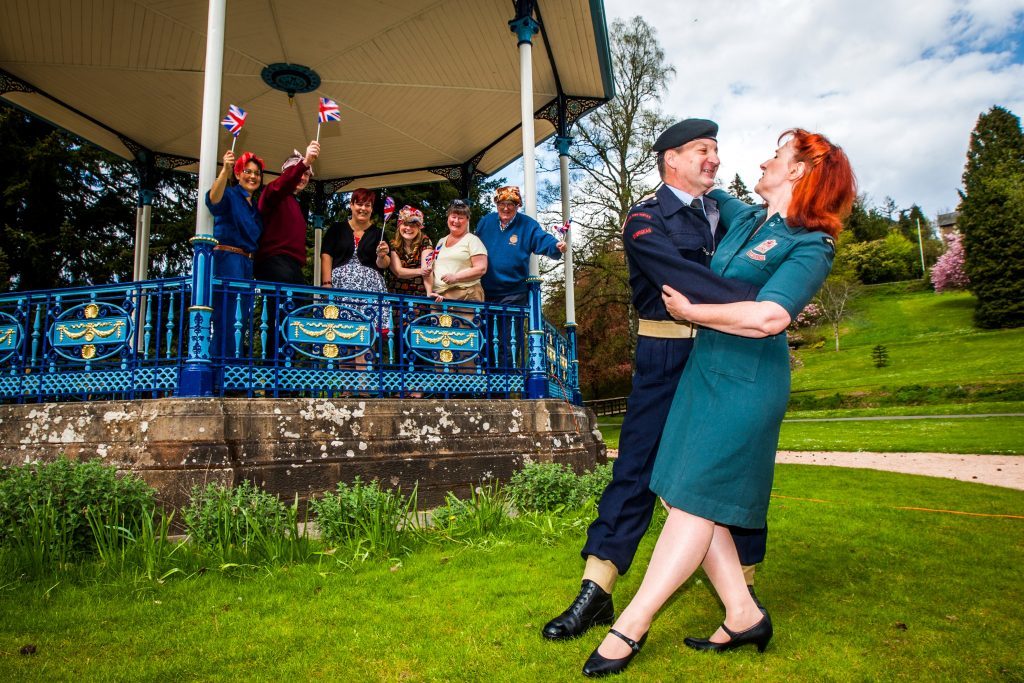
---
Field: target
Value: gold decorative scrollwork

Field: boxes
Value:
[438,314,453,328]
[323,344,339,358]
[83,303,100,319]
[56,320,126,343]
[81,344,96,359]
[439,350,454,363]
[413,330,474,348]
[290,321,366,342]
[323,305,340,320]
[0,328,14,345]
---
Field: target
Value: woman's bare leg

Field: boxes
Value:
[700,525,764,642]
[595,507,715,658]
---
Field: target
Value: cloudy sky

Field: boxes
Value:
[515,0,1024,222]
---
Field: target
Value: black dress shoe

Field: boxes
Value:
[541,580,614,641]
[582,628,648,678]
[683,612,773,653]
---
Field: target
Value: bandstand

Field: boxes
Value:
[0,0,613,506]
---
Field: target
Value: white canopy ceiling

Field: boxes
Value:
[0,0,613,191]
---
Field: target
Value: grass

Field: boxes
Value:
[1,466,1022,681]
[791,284,1024,396]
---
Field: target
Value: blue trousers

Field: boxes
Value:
[582,336,768,575]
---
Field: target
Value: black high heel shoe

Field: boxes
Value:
[582,628,648,678]
[683,613,772,653]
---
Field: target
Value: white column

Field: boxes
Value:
[559,148,575,325]
[139,203,152,280]
[195,0,227,237]
[518,34,539,277]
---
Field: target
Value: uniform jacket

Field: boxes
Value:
[622,184,760,320]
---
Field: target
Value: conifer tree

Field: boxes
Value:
[958,105,1024,328]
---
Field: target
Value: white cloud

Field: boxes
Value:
[598,0,1024,218]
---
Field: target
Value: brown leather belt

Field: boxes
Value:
[214,245,254,259]
[638,318,697,339]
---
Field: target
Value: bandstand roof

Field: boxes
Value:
[0,0,613,191]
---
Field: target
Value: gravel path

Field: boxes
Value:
[604,450,1024,491]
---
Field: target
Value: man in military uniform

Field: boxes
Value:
[542,119,770,640]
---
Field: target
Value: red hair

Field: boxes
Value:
[350,187,377,206]
[783,129,856,238]
[232,151,264,177]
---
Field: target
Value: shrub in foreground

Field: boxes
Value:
[0,457,155,568]
[508,461,613,513]
[310,478,418,558]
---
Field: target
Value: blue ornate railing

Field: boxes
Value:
[0,277,579,404]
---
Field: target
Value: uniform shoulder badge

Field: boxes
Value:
[621,193,659,233]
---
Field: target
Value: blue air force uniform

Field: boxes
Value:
[581,183,769,573]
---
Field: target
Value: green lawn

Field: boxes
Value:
[792,285,1024,396]
[2,466,1022,681]
[596,412,1024,454]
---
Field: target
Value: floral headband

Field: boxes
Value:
[398,205,424,224]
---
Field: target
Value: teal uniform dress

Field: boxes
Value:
[649,189,836,529]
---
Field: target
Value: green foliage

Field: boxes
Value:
[430,482,512,540]
[727,173,754,203]
[871,344,889,368]
[0,105,196,291]
[309,477,419,559]
[842,231,920,284]
[507,461,611,513]
[182,480,306,565]
[958,105,1024,328]
[0,457,155,565]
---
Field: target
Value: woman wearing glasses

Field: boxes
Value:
[205,148,264,362]
[429,199,488,303]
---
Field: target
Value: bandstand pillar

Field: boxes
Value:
[555,133,581,404]
[311,181,327,287]
[509,4,547,400]
[178,0,226,397]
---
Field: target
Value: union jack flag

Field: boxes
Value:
[220,104,247,136]
[550,219,571,237]
[318,97,341,124]
[383,196,395,221]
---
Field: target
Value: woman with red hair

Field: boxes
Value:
[205,149,264,362]
[582,129,855,678]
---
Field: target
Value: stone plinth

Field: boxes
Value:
[0,398,606,509]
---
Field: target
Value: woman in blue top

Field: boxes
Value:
[205,149,264,361]
[583,129,856,678]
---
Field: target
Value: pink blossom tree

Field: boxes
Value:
[931,232,970,293]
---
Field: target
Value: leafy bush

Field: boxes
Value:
[0,457,155,563]
[183,479,294,562]
[579,463,614,503]
[845,232,919,284]
[508,461,612,513]
[507,462,584,512]
[310,478,418,559]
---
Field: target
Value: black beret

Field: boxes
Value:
[652,118,718,152]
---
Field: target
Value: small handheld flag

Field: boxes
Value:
[317,97,341,124]
[379,197,395,245]
[316,97,341,142]
[550,219,571,238]
[221,104,247,152]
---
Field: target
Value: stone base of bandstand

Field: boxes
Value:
[0,398,606,510]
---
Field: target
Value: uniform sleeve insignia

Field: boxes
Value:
[745,249,766,261]
[622,211,654,231]
[632,227,653,239]
[753,239,777,254]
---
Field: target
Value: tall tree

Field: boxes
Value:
[727,173,754,203]
[548,16,675,387]
[958,105,1024,328]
